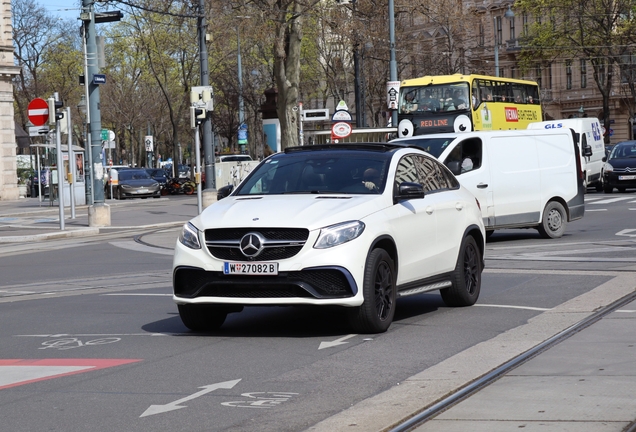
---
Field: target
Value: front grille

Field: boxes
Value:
[205,228,309,262]
[173,266,354,299]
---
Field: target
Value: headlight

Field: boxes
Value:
[314,221,365,249]
[179,222,201,249]
[604,162,613,173]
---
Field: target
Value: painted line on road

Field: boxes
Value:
[109,240,173,255]
[0,359,141,390]
[15,333,169,337]
[588,197,633,204]
[475,304,550,312]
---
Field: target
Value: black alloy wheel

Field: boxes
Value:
[348,248,396,334]
[441,236,482,307]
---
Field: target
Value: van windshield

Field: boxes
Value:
[393,137,456,158]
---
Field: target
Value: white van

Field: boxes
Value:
[391,129,585,238]
[527,118,604,190]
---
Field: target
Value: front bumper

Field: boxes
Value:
[603,171,636,189]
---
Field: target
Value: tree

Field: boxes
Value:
[516,0,636,143]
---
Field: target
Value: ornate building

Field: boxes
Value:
[0,0,21,200]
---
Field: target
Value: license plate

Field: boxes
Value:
[137,188,148,193]
[223,262,279,275]
[618,175,636,180]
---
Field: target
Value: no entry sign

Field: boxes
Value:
[28,98,49,126]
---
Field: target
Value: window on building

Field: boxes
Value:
[535,65,542,88]
[496,16,502,45]
[547,63,552,89]
[511,67,516,79]
[510,15,515,40]
[523,13,529,36]
[566,60,572,90]
[581,59,587,88]
[479,23,484,46]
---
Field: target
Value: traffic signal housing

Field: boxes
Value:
[190,106,205,129]
[47,98,64,125]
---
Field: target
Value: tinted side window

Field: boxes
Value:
[395,155,418,187]
[415,155,450,192]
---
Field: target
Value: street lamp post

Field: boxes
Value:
[493,6,515,77]
[388,0,398,127]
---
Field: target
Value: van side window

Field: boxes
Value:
[445,139,483,175]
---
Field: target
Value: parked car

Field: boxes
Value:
[172,143,485,333]
[106,168,161,200]
[602,141,636,193]
[217,154,253,162]
[146,168,169,186]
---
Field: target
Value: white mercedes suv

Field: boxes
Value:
[173,143,485,333]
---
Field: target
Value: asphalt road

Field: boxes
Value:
[0,191,635,431]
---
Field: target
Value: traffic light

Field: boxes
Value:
[47,97,64,125]
[190,106,205,129]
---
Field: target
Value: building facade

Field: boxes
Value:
[0,0,20,200]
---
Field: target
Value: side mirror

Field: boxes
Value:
[216,184,234,200]
[583,146,593,157]
[394,182,425,204]
[602,156,607,162]
[445,160,461,176]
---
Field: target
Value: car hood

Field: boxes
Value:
[193,194,387,231]
[607,158,636,169]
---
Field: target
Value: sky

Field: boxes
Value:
[37,0,84,21]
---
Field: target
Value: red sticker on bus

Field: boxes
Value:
[505,107,519,122]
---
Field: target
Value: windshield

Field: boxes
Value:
[399,83,470,114]
[118,170,152,181]
[235,150,392,195]
[393,137,456,158]
[609,143,636,159]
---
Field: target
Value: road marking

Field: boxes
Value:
[221,392,298,409]
[0,359,141,390]
[109,240,173,255]
[616,229,636,237]
[588,197,633,204]
[141,379,241,417]
[16,333,169,337]
[475,304,550,312]
[318,334,357,350]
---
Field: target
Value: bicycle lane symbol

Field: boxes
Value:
[221,392,298,409]
[39,337,121,350]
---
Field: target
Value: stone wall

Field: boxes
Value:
[0,0,21,200]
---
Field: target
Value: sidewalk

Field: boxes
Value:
[0,196,194,242]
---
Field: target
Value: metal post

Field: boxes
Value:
[195,125,202,214]
[67,106,76,219]
[53,93,65,230]
[237,24,245,151]
[198,0,215,191]
[81,26,94,205]
[298,102,304,146]
[388,0,398,128]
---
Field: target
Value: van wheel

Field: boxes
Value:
[441,236,482,307]
[348,248,396,334]
[178,304,228,332]
[538,201,567,239]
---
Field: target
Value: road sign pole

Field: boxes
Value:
[53,93,65,231]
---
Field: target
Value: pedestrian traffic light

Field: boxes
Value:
[47,97,64,125]
[190,106,205,129]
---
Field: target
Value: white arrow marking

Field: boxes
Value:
[318,334,357,350]
[616,229,636,237]
[140,379,241,417]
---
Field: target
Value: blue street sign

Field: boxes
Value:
[93,74,106,85]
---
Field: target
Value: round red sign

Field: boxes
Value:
[27,98,49,127]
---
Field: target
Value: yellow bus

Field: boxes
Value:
[397,74,542,137]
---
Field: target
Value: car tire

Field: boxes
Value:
[348,248,396,334]
[116,188,124,200]
[618,187,626,193]
[178,304,228,332]
[537,201,567,239]
[604,185,613,193]
[441,236,482,307]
